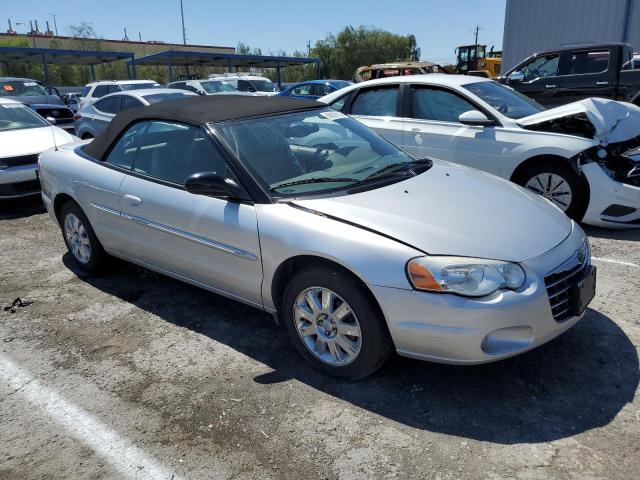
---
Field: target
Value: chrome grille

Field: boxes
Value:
[544,239,590,322]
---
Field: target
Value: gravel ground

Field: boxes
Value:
[1,197,639,480]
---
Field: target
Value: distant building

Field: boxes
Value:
[0,32,234,57]
[501,0,639,70]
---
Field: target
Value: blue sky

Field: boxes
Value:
[5,0,506,64]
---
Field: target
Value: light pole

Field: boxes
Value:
[50,14,59,36]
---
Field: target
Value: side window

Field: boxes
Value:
[131,121,229,185]
[329,93,350,112]
[104,122,148,169]
[121,95,144,111]
[94,96,120,114]
[291,84,313,96]
[564,50,610,75]
[350,86,399,116]
[410,86,478,123]
[314,84,334,96]
[520,54,559,81]
[107,85,121,94]
[92,85,110,98]
[183,83,200,93]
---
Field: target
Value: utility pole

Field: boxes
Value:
[307,40,311,56]
[180,0,187,45]
[50,14,59,36]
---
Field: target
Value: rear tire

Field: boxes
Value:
[282,266,392,380]
[59,201,107,273]
[81,133,94,140]
[514,160,588,221]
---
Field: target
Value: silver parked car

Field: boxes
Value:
[75,88,196,139]
[38,96,596,379]
[167,79,256,96]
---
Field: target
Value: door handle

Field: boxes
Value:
[123,194,141,206]
[545,84,556,88]
[596,81,608,86]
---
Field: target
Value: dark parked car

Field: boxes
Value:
[0,77,75,132]
[497,43,640,107]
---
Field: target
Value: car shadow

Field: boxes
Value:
[0,196,46,220]
[63,254,639,445]
[583,224,640,241]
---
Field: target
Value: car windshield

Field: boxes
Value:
[215,109,421,197]
[201,81,236,93]
[0,80,46,97]
[140,92,194,104]
[120,82,161,91]
[248,79,276,92]
[463,80,544,119]
[0,103,49,131]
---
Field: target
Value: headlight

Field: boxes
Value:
[407,256,526,297]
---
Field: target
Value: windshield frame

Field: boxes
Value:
[208,108,425,202]
[0,103,51,131]
[461,80,545,120]
[0,79,47,98]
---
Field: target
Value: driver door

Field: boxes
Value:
[118,120,264,306]
[508,53,560,106]
[401,85,505,175]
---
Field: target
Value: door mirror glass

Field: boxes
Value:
[508,70,525,83]
[458,110,493,126]
[184,172,240,199]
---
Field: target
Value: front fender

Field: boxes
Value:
[256,203,422,311]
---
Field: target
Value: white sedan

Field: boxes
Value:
[0,98,76,199]
[320,75,640,228]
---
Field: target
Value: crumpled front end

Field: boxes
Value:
[577,137,640,227]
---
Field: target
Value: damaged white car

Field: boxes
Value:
[320,75,640,228]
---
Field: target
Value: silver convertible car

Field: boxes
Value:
[39,96,596,379]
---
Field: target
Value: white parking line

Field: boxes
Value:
[592,256,640,268]
[0,353,182,480]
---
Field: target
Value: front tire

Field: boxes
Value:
[515,160,588,221]
[60,201,107,273]
[282,267,392,380]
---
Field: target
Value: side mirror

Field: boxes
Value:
[458,110,494,126]
[45,116,57,125]
[184,172,240,199]
[508,70,525,83]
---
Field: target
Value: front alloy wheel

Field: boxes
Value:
[283,267,393,380]
[524,173,573,211]
[293,287,362,366]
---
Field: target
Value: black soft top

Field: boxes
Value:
[84,94,324,160]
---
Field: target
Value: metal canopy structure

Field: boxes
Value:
[0,46,136,84]
[130,49,321,85]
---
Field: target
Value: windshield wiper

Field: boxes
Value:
[271,177,359,190]
[364,158,432,181]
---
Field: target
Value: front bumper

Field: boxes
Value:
[581,163,640,228]
[371,224,591,364]
[0,164,40,199]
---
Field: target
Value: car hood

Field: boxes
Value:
[291,160,572,262]
[9,94,65,107]
[0,126,76,157]
[517,98,640,144]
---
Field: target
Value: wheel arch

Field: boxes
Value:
[270,254,388,331]
[52,192,77,224]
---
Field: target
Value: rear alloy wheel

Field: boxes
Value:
[516,161,588,221]
[60,201,107,273]
[283,267,392,380]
